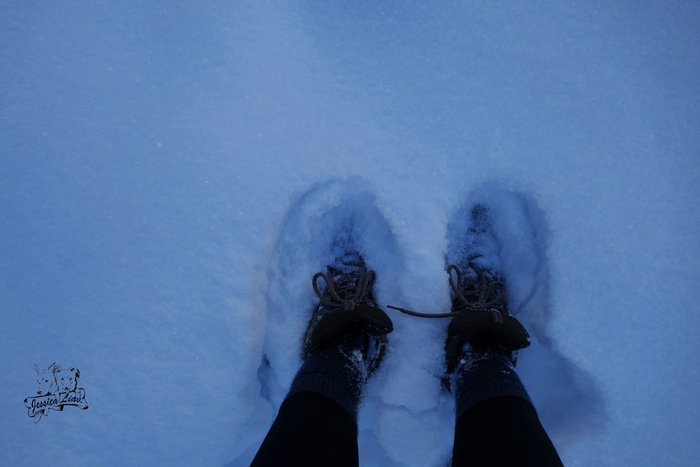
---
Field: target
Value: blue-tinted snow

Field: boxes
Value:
[2,1,699,466]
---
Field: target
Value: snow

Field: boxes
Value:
[2,1,699,466]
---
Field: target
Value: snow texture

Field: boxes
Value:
[2,1,700,466]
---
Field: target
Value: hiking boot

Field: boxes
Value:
[302,249,393,376]
[443,205,530,387]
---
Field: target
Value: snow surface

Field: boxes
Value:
[2,1,699,466]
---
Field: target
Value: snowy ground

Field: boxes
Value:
[2,1,699,466]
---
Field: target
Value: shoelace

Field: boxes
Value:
[387,261,506,319]
[312,267,375,313]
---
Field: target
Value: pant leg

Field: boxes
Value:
[452,396,563,467]
[251,391,359,467]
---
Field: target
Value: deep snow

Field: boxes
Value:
[2,1,699,466]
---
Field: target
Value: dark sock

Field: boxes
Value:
[288,342,366,419]
[453,350,531,419]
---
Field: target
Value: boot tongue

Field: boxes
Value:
[450,260,509,315]
[318,249,371,305]
[459,204,503,278]
[330,251,365,284]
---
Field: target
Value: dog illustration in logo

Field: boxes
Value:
[27,363,87,422]
[54,366,80,393]
[35,363,58,396]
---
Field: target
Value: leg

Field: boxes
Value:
[252,391,358,467]
[437,204,562,466]
[252,249,393,466]
[252,341,364,466]
[450,353,563,467]
[453,397,562,467]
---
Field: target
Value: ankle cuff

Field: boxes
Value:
[453,352,531,418]
[288,344,365,419]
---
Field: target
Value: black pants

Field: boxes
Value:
[251,392,563,467]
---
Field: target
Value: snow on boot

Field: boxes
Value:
[387,204,530,391]
[443,204,530,389]
[302,249,393,376]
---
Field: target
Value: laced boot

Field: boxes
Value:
[387,204,530,392]
[288,249,393,418]
[302,250,393,375]
[443,204,530,391]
